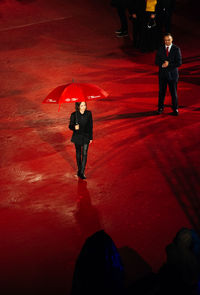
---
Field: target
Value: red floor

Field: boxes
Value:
[0,0,200,294]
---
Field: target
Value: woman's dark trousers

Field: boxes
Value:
[75,144,89,175]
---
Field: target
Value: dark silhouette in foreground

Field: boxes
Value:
[71,230,125,295]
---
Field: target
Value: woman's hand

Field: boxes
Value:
[90,140,93,144]
[75,124,79,130]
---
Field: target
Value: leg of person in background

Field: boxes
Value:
[139,12,150,52]
[146,13,158,52]
[136,14,145,50]
[156,11,173,44]
[132,17,140,48]
[156,14,163,46]
[164,11,172,33]
[158,77,167,113]
[75,144,82,177]
[115,5,128,37]
[168,80,178,115]
[80,144,89,179]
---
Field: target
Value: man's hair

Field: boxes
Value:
[164,33,173,39]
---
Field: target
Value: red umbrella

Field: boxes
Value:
[43,82,109,111]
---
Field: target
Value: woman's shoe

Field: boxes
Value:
[80,173,86,180]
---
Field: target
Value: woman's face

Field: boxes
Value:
[79,102,86,113]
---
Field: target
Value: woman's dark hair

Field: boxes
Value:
[75,102,87,112]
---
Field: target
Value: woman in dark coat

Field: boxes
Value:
[69,102,93,179]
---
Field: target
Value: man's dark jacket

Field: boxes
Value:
[128,0,146,15]
[155,0,176,15]
[111,0,146,15]
[155,44,182,81]
[110,0,129,8]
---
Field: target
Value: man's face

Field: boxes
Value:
[164,36,173,46]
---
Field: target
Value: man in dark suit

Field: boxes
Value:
[155,33,182,115]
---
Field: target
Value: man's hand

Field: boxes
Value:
[162,61,169,68]
[151,14,155,19]
[75,124,79,130]
[132,13,137,18]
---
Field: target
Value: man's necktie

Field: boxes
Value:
[166,46,169,57]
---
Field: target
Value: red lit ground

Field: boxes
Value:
[0,0,199,294]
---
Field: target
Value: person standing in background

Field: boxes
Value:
[140,0,158,52]
[110,0,129,37]
[156,0,176,34]
[155,33,182,116]
[129,0,146,48]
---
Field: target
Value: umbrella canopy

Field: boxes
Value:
[43,83,109,111]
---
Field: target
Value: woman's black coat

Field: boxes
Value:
[69,110,93,145]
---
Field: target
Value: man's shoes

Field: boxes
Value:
[116,31,128,37]
[173,109,179,116]
[115,28,123,34]
[79,173,86,180]
[157,108,164,114]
